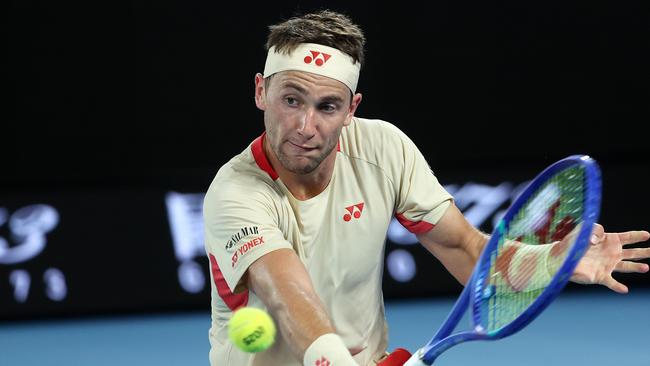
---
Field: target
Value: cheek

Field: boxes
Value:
[269,107,302,131]
[264,110,289,141]
[264,104,283,127]
[316,123,342,149]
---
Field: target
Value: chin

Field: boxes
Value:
[279,156,319,175]
[287,162,319,175]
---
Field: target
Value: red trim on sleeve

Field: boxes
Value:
[395,213,435,234]
[251,132,279,180]
[209,254,249,311]
[337,139,341,152]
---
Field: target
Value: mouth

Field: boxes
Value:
[287,141,317,152]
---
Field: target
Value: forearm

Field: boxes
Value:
[247,249,338,360]
[422,231,487,285]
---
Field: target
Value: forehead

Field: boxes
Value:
[271,71,350,97]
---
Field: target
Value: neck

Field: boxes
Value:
[264,136,336,201]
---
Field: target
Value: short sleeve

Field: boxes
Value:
[382,122,453,234]
[203,180,293,292]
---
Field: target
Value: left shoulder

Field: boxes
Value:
[343,117,406,138]
[339,117,417,160]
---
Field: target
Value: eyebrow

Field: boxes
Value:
[281,82,346,104]
[320,95,345,104]
[282,82,308,95]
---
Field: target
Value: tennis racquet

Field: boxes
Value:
[404,154,602,365]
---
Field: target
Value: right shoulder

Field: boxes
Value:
[204,139,284,216]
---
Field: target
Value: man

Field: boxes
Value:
[203,10,650,366]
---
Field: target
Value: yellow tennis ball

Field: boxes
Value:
[228,307,276,353]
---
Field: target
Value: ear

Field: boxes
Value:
[254,73,266,111]
[343,92,363,127]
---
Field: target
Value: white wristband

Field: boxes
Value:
[503,242,555,292]
[303,333,357,366]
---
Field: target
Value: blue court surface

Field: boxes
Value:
[1,288,648,366]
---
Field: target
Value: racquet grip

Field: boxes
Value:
[376,348,412,366]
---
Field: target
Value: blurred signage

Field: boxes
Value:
[0,205,66,303]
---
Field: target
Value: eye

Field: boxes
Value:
[285,97,299,106]
[319,103,337,113]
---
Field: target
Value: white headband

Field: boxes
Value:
[263,43,361,92]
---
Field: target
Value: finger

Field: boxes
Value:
[622,247,650,260]
[603,276,628,294]
[618,231,650,246]
[591,224,605,245]
[614,261,650,273]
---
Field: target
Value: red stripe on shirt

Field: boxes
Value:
[209,253,248,311]
[395,213,435,234]
[251,132,279,180]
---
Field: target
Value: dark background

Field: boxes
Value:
[5,1,649,320]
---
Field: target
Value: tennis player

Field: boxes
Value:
[203,10,650,366]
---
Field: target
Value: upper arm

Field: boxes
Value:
[204,179,335,357]
[203,181,293,293]
[416,202,488,284]
[371,122,485,283]
[416,202,484,254]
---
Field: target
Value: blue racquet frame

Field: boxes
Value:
[405,155,602,365]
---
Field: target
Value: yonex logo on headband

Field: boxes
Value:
[263,43,361,92]
[304,51,331,66]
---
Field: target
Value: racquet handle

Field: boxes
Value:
[376,348,413,366]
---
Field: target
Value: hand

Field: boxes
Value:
[571,224,650,293]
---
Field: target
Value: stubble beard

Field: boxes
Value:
[275,137,337,175]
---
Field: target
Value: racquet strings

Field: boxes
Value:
[481,165,587,332]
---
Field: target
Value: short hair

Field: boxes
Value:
[265,10,366,66]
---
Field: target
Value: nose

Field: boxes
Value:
[297,107,317,139]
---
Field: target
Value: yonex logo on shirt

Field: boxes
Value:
[343,202,364,222]
[304,50,331,66]
[315,357,330,366]
[231,236,265,268]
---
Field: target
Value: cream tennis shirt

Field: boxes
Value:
[204,117,452,365]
